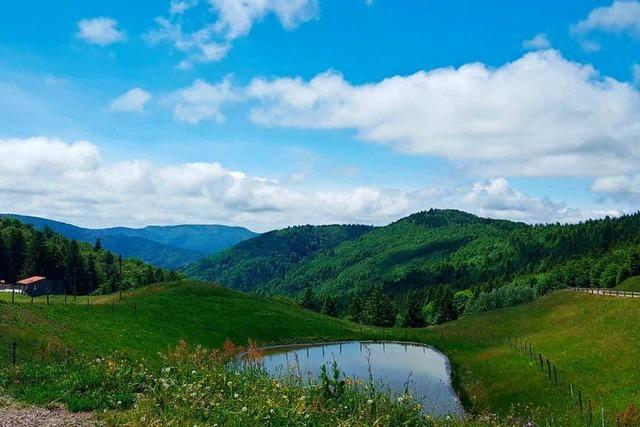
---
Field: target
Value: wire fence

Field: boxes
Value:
[438,326,630,427]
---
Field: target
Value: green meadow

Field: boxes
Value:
[2,282,640,425]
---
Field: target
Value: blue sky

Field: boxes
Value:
[1,0,639,231]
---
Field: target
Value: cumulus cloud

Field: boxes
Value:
[0,137,617,230]
[77,18,126,45]
[572,0,640,37]
[168,78,239,123]
[460,178,620,223]
[146,0,318,68]
[245,50,640,178]
[523,33,551,50]
[591,175,640,198]
[109,88,152,113]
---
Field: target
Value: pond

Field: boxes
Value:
[261,341,462,416]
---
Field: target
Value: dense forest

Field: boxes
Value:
[0,217,182,295]
[187,209,640,327]
[185,224,374,291]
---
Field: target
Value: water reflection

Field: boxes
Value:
[261,341,461,416]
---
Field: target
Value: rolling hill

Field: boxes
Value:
[186,209,640,304]
[6,214,257,269]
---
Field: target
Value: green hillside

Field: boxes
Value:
[0,281,359,364]
[185,224,374,292]
[186,209,640,325]
[426,290,640,423]
[616,275,640,291]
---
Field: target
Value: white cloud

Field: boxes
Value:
[109,88,152,113]
[592,175,640,193]
[146,0,318,67]
[168,78,239,123]
[523,33,551,50]
[245,50,640,178]
[0,137,618,230]
[77,18,126,46]
[572,1,640,37]
[460,178,620,223]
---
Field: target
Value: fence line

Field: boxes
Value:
[568,287,640,298]
[440,327,615,426]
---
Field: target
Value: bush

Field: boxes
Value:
[464,285,535,315]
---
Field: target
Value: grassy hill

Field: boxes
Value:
[421,290,640,422]
[7,214,257,269]
[0,281,360,364]
[616,275,640,291]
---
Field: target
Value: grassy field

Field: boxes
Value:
[2,283,639,425]
[424,290,640,423]
[0,281,366,365]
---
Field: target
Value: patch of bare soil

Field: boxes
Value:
[0,396,94,427]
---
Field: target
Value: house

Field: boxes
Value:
[17,276,50,297]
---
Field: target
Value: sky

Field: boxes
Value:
[1,0,639,231]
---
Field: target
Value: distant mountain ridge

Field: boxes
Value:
[5,214,258,270]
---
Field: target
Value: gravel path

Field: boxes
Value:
[0,397,94,427]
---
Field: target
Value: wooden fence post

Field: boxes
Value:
[579,390,583,413]
[538,353,544,371]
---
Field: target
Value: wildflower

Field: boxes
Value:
[95,358,101,364]
[234,393,239,398]
[241,406,247,412]
[227,381,233,387]
[397,396,404,403]
[367,399,373,405]
[117,401,122,406]
[192,370,197,375]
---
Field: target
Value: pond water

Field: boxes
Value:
[261,341,461,416]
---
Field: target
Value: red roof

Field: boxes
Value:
[17,276,46,286]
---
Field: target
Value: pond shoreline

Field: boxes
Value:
[246,340,463,417]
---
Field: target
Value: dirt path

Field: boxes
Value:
[0,397,94,427]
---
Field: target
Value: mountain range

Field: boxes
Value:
[6,214,257,270]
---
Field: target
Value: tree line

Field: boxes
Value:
[298,212,640,327]
[0,218,182,295]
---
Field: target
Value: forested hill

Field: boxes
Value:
[184,224,375,291]
[185,209,640,324]
[6,214,257,269]
[0,217,181,295]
